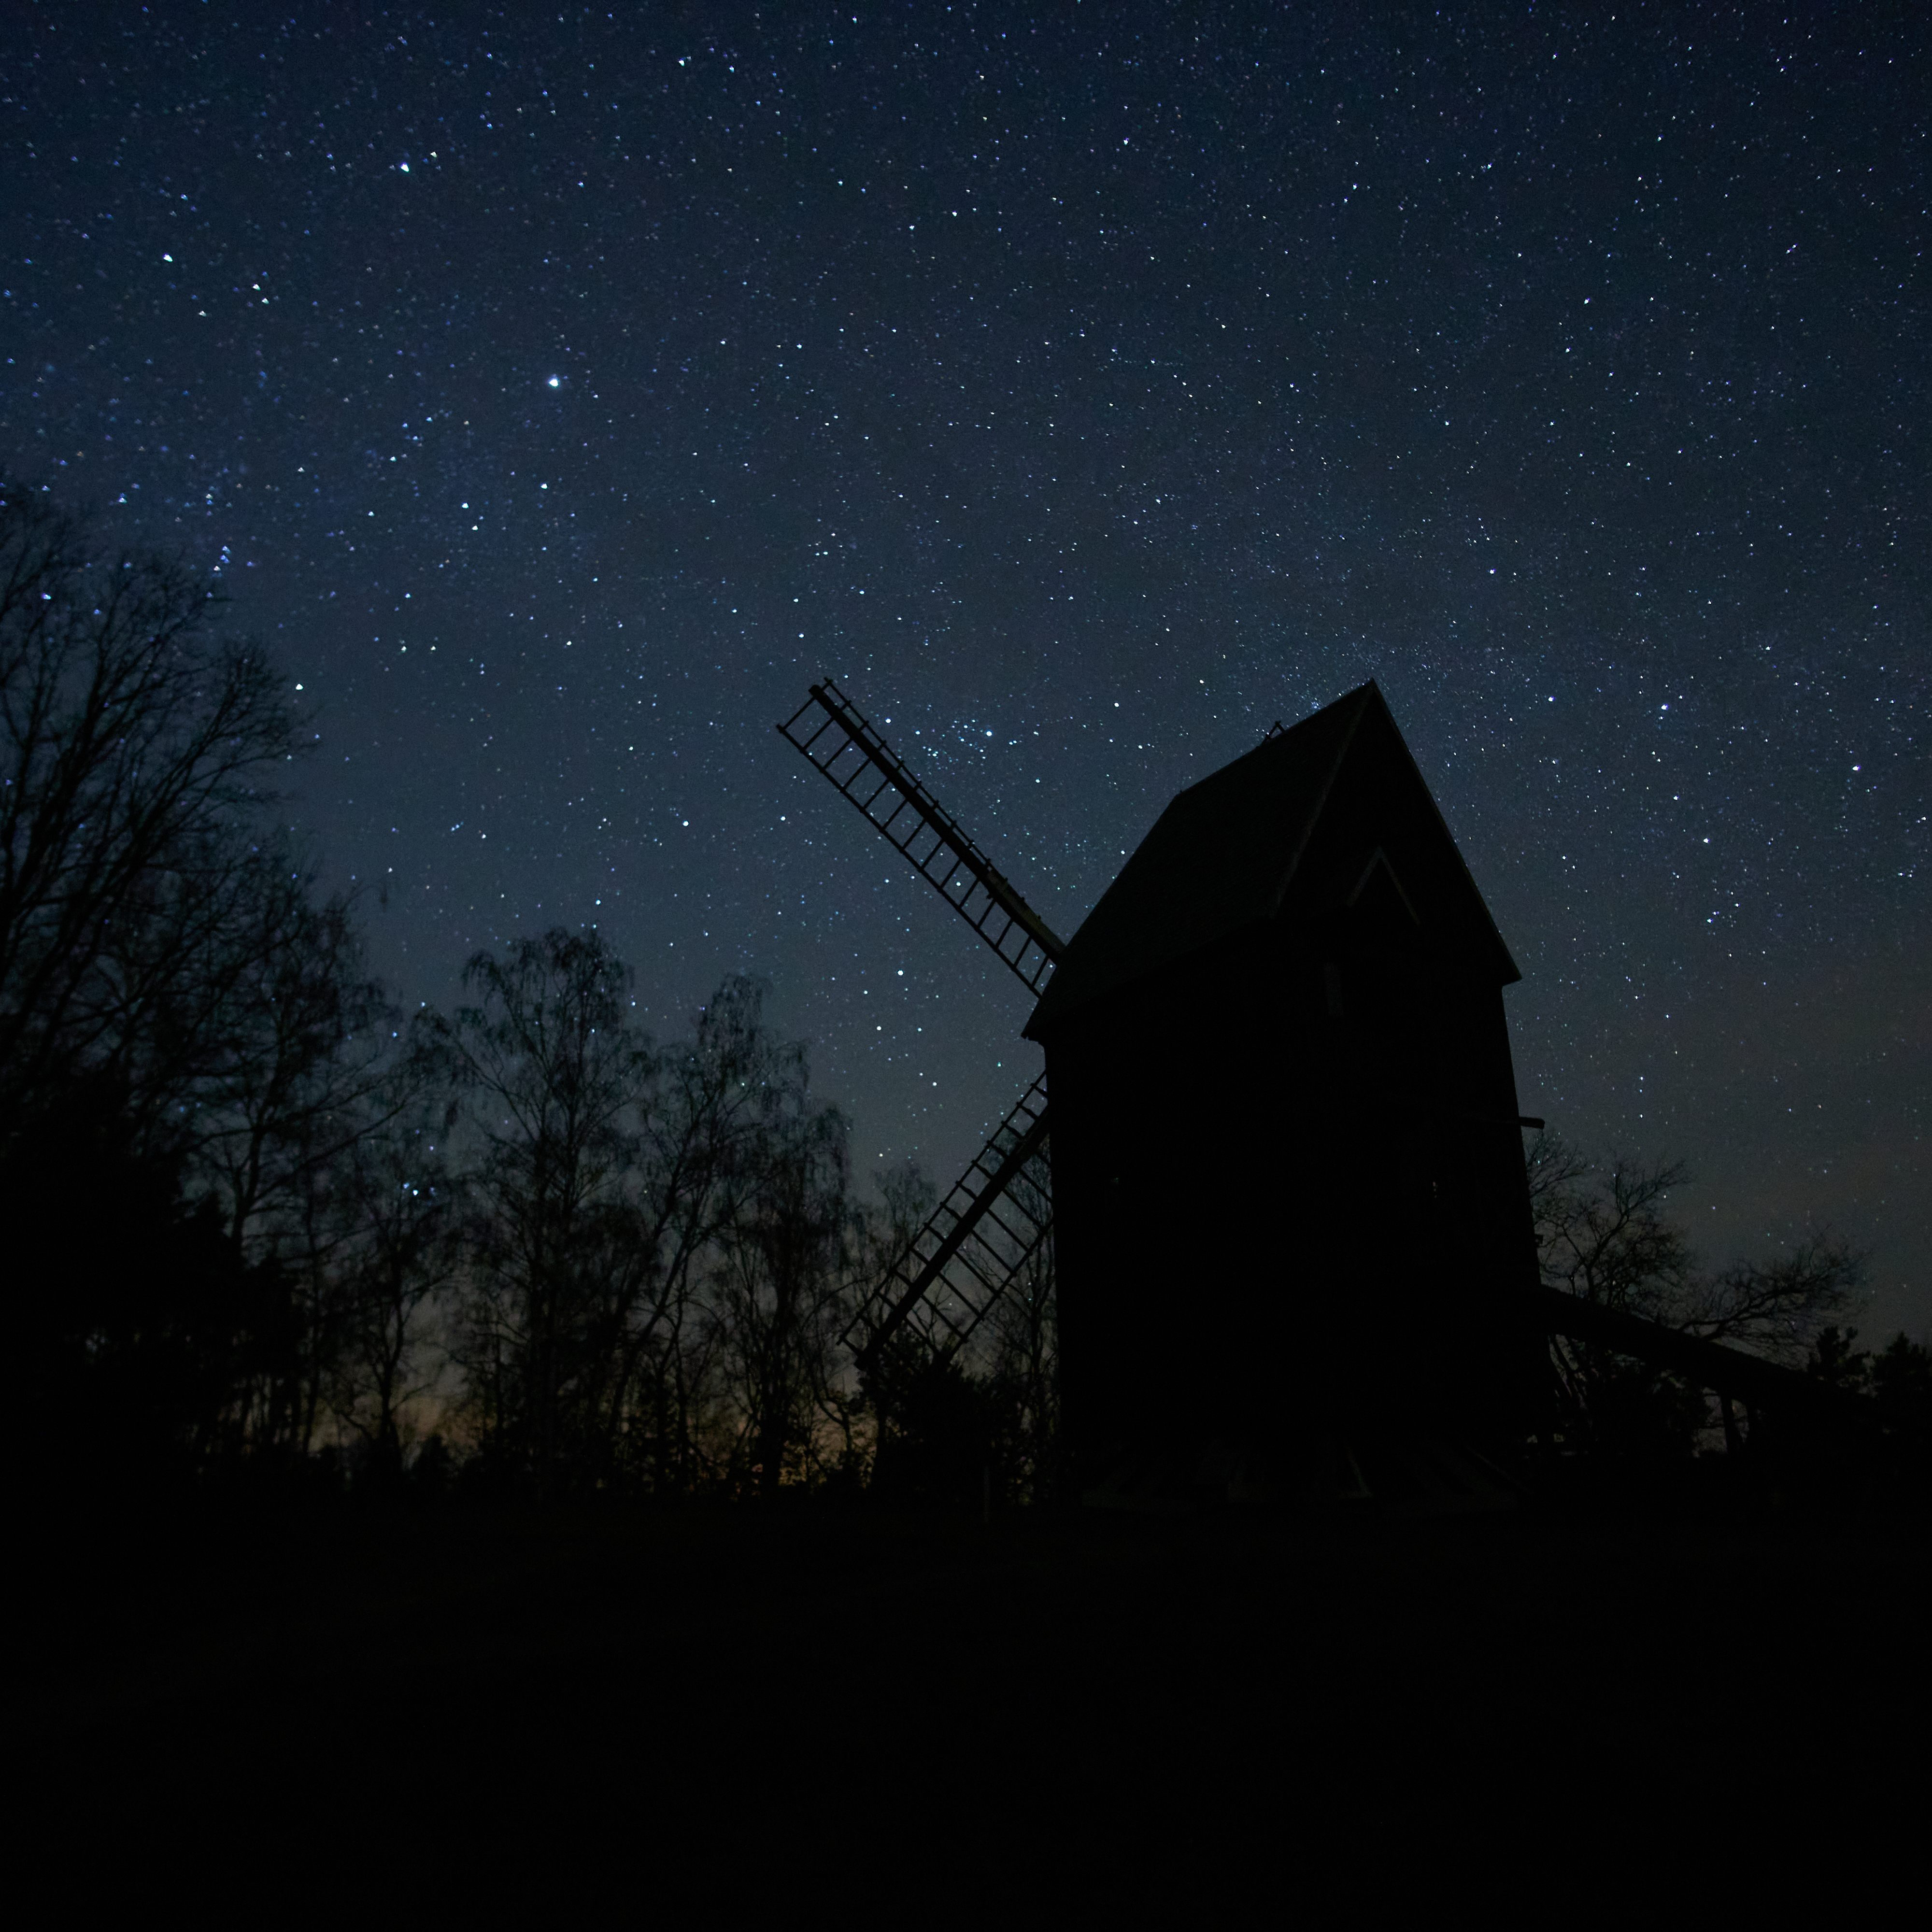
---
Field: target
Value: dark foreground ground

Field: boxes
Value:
[21,1486,1929,1912]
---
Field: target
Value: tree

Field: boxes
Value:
[322,1035,461,1482]
[865,1341,994,1507]
[435,928,651,1492]
[432,948,872,1501]
[1806,1327,1932,1494]
[1675,1240,1867,1366]
[613,975,809,1494]
[1869,1333,1932,1485]
[1527,1135,1694,1322]
[194,861,394,1253]
[1526,1130,1866,1458]
[2,480,409,1497]
[10,1070,286,1505]
[0,477,298,1145]
[711,1073,856,1497]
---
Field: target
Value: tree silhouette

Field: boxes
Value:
[711,1076,856,1497]
[1527,1130,1866,1458]
[11,1074,288,1505]
[322,1035,462,1483]
[0,477,298,1145]
[434,928,649,1492]
[614,976,811,1493]
[2,480,393,1498]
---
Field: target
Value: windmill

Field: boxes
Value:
[780,675,1549,1502]
[782,678,1866,1505]
[776,681,1061,1379]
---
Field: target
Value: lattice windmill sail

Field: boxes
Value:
[852,1073,1051,1367]
[777,681,1063,1370]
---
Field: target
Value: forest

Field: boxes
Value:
[3,477,1058,1515]
[6,477,1926,1520]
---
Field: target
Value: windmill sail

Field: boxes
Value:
[780,680,1061,1370]
[847,1073,1051,1370]
[778,681,1065,994]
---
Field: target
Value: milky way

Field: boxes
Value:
[5,3,1925,1334]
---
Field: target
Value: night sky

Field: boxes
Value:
[6,3,1925,1337]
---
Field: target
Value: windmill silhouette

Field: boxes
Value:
[781,675,1552,1507]
[781,678,1864,1503]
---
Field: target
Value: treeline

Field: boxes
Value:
[1,477,1053,1510]
[6,476,1923,1516]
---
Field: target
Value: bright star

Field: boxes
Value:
[547,375,561,388]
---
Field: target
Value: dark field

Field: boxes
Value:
[24,1492,1928,1908]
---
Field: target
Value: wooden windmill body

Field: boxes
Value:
[1023,682,1548,1470]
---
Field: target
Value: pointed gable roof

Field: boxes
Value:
[1023,682,1519,1039]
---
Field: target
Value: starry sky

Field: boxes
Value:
[5,2,1926,1337]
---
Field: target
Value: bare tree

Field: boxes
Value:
[195,864,395,1253]
[435,928,651,1492]
[1528,1133,1695,1321]
[0,478,298,1141]
[0,482,427,1490]
[1673,1240,1867,1366]
[427,952,878,1500]
[610,976,802,1494]
[323,1038,461,1479]
[711,1081,856,1498]
[1526,1130,1865,1454]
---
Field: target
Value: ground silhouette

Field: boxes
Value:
[22,1488,1928,1910]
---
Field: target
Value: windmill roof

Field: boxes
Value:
[1023,682,1519,1039]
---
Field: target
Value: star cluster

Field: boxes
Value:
[4,3,1924,1332]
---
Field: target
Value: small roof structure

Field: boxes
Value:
[1024,681,1520,1039]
